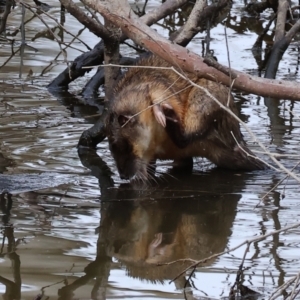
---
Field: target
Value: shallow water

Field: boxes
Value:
[1,1,300,299]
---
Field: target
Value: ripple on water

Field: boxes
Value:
[1,1,300,299]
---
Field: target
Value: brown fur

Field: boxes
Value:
[106,55,265,180]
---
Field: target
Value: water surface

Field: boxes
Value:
[1,1,300,299]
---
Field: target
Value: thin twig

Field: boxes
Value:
[28,1,92,50]
[289,273,300,300]
[224,25,232,106]
[269,271,300,300]
[20,1,85,55]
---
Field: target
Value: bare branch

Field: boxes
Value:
[59,0,111,39]
[274,0,289,42]
[172,0,206,46]
[172,0,232,46]
[83,0,300,101]
[49,0,188,90]
[140,0,188,27]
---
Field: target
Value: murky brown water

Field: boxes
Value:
[1,1,300,299]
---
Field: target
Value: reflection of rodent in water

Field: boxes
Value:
[106,55,265,180]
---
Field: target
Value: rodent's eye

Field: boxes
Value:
[118,115,132,127]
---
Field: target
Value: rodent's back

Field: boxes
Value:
[107,55,265,180]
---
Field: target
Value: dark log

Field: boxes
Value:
[77,114,107,148]
[47,41,104,90]
[81,57,136,100]
[78,57,138,147]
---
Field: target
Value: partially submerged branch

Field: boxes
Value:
[265,0,290,79]
[47,41,105,89]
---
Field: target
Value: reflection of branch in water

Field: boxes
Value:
[57,257,111,300]
[37,264,74,298]
[57,203,112,300]
[0,274,20,300]
[0,192,12,225]
[252,15,276,74]
[0,195,22,300]
[19,4,25,78]
[270,271,300,300]
[169,222,300,298]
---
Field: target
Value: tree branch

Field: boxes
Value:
[59,0,111,39]
[171,0,232,46]
[83,0,300,101]
[49,0,188,90]
[171,0,206,46]
[275,0,289,42]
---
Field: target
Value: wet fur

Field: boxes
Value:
[106,56,265,180]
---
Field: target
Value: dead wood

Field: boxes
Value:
[59,0,110,39]
[47,41,105,90]
[103,19,121,101]
[77,18,121,149]
[172,0,232,46]
[82,0,300,101]
[81,56,136,99]
[48,0,188,90]
[274,0,289,42]
[265,1,300,79]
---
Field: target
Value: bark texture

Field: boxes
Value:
[82,0,300,101]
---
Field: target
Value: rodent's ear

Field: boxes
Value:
[118,115,132,127]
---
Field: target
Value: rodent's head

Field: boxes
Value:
[106,90,154,181]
